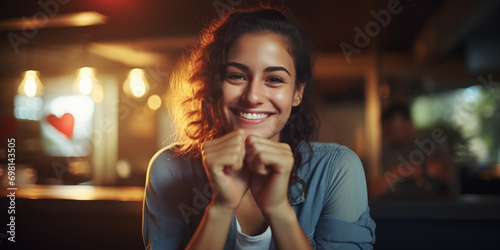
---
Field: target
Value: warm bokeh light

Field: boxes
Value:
[74,67,97,95]
[130,72,146,97]
[72,11,108,27]
[0,11,108,31]
[92,83,104,103]
[8,185,144,201]
[78,67,93,95]
[79,75,92,95]
[89,43,164,67]
[123,68,149,98]
[147,95,162,110]
[116,160,132,179]
[18,70,45,97]
[24,73,37,97]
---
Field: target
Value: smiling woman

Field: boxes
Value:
[219,32,304,141]
[143,7,375,250]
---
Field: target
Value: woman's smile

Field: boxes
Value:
[231,109,274,125]
[230,107,276,121]
[237,112,270,120]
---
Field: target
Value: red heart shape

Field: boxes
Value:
[47,113,74,139]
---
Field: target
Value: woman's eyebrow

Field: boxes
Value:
[264,66,291,76]
[227,62,291,77]
[226,62,249,71]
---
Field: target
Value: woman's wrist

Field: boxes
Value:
[207,201,238,218]
[262,202,295,222]
[264,203,313,250]
[186,201,236,249]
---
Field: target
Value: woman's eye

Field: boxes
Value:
[266,76,285,83]
[226,73,246,81]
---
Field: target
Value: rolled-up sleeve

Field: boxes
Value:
[314,208,376,249]
[314,147,376,249]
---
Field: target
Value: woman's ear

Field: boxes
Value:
[292,83,306,107]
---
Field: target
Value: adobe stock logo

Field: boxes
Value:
[340,0,408,63]
[7,0,70,53]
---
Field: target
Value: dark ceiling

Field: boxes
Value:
[0,0,499,92]
[0,0,445,52]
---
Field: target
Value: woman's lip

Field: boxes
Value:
[230,108,275,116]
[230,109,274,124]
[234,113,271,124]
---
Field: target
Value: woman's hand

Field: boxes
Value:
[202,129,250,211]
[245,135,294,216]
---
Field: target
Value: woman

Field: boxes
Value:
[143,7,375,249]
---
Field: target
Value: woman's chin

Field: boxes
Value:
[241,128,278,140]
[243,129,265,138]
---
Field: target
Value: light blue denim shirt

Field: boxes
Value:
[143,142,376,249]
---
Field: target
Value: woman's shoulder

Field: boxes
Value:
[298,141,363,176]
[147,144,197,182]
[149,144,181,167]
[300,141,359,161]
[300,141,346,152]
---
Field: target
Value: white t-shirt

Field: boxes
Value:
[235,217,272,250]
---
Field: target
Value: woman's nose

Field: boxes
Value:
[242,79,265,105]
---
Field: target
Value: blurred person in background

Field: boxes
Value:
[369,102,455,199]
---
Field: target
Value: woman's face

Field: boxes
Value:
[219,32,304,141]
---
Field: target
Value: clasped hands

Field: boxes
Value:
[201,129,294,216]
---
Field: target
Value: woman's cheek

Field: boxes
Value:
[272,87,294,110]
[222,83,244,101]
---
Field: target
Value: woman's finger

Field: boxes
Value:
[245,138,294,175]
[245,137,294,175]
[203,129,245,152]
[203,130,245,168]
[248,151,293,175]
[204,149,244,173]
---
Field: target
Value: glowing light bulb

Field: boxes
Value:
[123,68,149,98]
[79,75,92,95]
[24,78,37,97]
[18,70,44,97]
[75,67,97,95]
[130,69,146,97]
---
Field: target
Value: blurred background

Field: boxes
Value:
[0,0,499,249]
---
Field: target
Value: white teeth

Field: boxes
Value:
[238,112,269,119]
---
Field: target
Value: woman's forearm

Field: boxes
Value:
[185,203,235,250]
[265,204,313,250]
